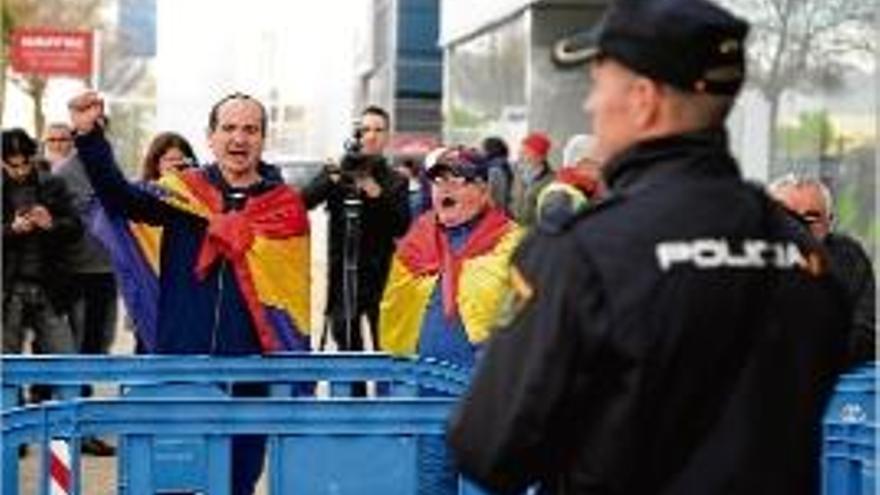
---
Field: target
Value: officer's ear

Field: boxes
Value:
[629,77,664,130]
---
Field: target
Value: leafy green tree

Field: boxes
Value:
[777,110,836,160]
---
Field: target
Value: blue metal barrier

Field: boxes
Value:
[821,363,877,495]
[2,353,487,495]
[4,355,876,494]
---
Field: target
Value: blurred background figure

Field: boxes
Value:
[769,174,876,364]
[536,133,604,233]
[511,131,554,227]
[561,133,597,169]
[480,136,514,214]
[50,111,121,457]
[2,128,80,407]
[41,122,76,171]
[140,131,198,181]
[394,156,431,219]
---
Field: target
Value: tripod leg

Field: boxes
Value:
[318,317,331,351]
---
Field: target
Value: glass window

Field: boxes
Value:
[445,14,527,146]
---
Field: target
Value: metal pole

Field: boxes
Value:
[342,196,362,351]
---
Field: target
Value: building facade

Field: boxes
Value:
[355,0,443,158]
[439,0,877,255]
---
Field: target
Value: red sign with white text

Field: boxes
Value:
[390,133,441,156]
[10,28,93,77]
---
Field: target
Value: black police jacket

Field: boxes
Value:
[448,129,849,494]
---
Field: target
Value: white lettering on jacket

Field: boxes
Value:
[655,239,807,271]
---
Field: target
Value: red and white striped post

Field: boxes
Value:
[49,439,71,495]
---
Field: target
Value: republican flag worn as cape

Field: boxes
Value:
[380,208,522,355]
[91,170,311,353]
[87,186,162,351]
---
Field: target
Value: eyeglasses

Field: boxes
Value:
[45,137,72,144]
[798,210,827,225]
[429,172,476,186]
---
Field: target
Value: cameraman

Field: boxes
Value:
[303,106,410,360]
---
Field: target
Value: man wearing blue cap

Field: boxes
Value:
[380,146,522,494]
[447,0,849,493]
[380,147,522,369]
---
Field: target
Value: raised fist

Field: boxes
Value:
[68,90,106,135]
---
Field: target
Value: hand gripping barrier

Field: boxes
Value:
[2,353,490,495]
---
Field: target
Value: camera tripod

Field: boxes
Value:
[318,194,364,352]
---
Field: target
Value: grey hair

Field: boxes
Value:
[561,134,598,168]
[767,173,834,213]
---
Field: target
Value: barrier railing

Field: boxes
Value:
[821,362,876,495]
[3,355,876,495]
[2,353,484,495]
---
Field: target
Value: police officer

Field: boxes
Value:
[446,0,849,493]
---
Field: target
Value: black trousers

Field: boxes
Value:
[327,305,379,352]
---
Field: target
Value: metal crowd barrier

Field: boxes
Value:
[2,355,876,495]
[821,362,876,495]
[1,353,486,495]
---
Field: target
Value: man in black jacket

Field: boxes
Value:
[447,0,850,493]
[769,174,876,365]
[2,128,80,359]
[303,106,410,359]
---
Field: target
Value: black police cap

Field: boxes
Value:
[553,0,749,96]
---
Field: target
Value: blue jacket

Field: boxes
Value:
[75,130,286,355]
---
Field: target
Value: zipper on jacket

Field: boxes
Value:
[210,260,226,353]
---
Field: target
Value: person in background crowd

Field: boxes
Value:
[480,136,514,214]
[769,174,876,364]
[70,90,311,495]
[380,146,522,368]
[447,0,849,492]
[42,122,76,170]
[2,128,80,405]
[536,133,605,233]
[302,106,410,372]
[380,146,522,493]
[394,156,431,218]
[510,131,554,227]
[140,131,198,181]
[51,116,121,457]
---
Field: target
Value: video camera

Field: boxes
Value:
[327,121,384,187]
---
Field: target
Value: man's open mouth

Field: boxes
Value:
[441,197,457,208]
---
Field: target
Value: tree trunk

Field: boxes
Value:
[27,76,47,139]
[766,90,780,175]
[0,63,7,125]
